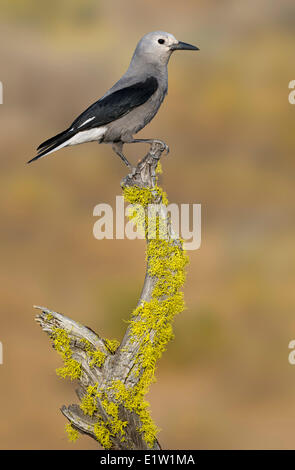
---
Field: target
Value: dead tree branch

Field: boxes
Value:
[35,142,188,450]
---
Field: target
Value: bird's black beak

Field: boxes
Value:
[171,41,199,51]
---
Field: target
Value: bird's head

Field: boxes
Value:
[132,31,199,66]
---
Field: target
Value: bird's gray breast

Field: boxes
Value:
[103,75,168,143]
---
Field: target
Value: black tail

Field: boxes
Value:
[28,128,74,164]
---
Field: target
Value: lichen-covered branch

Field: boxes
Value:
[35,141,189,450]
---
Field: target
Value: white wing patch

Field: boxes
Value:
[78,116,96,128]
[39,127,107,158]
[68,127,107,145]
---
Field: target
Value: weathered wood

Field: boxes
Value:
[35,141,186,450]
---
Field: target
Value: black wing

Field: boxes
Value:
[34,76,158,159]
[71,76,158,131]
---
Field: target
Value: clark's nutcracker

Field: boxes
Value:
[28,31,198,167]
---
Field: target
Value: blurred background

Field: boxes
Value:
[1,0,295,449]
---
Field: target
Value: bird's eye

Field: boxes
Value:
[158,39,165,45]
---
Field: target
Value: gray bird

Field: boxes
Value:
[28,31,199,167]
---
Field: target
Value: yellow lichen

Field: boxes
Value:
[120,182,189,447]
[51,328,81,381]
[156,161,163,175]
[65,423,79,443]
[79,338,106,368]
[80,384,99,416]
[89,350,106,368]
[109,379,159,448]
[79,385,128,446]
[104,338,120,354]
[123,185,168,208]
[93,422,112,449]
[101,397,128,438]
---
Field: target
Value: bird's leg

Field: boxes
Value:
[112,142,132,168]
[129,138,170,155]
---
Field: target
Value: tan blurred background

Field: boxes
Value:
[1,0,295,449]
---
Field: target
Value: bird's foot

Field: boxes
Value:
[151,139,170,155]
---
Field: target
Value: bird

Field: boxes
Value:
[28,31,199,167]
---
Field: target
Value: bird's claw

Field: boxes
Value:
[152,140,170,155]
